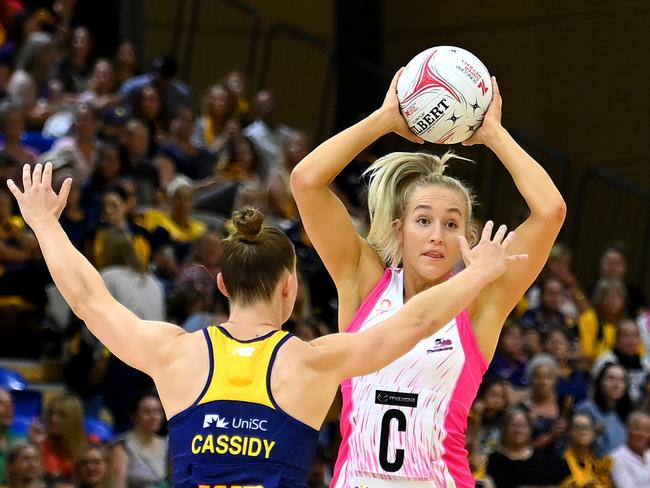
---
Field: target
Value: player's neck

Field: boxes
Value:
[226,301,283,336]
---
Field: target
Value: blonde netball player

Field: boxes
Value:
[8,163,524,488]
[291,71,566,487]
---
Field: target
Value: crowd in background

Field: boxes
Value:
[0,1,649,487]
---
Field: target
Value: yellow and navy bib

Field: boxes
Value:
[168,326,319,488]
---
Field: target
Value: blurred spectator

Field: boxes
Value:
[8,31,59,129]
[48,103,98,184]
[592,319,650,403]
[80,141,122,221]
[466,415,495,488]
[175,230,222,286]
[0,100,39,180]
[521,354,568,450]
[122,119,158,205]
[91,183,167,277]
[486,407,570,488]
[487,321,529,391]
[470,377,509,456]
[0,9,40,96]
[590,243,647,317]
[97,105,128,142]
[562,411,612,487]
[54,25,92,94]
[0,387,22,485]
[119,55,190,124]
[57,171,96,251]
[75,445,111,488]
[5,441,44,488]
[242,89,294,176]
[97,231,164,433]
[140,175,206,250]
[611,410,650,487]
[267,130,311,221]
[215,135,262,184]
[578,278,630,362]
[29,394,87,479]
[224,70,251,124]
[78,58,119,111]
[110,392,168,488]
[576,363,633,456]
[543,327,589,405]
[521,277,577,337]
[132,83,166,153]
[191,82,238,156]
[112,41,137,88]
[159,106,214,180]
[0,187,45,310]
[100,227,165,321]
[524,243,581,321]
[63,323,110,418]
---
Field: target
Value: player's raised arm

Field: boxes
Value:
[7,163,185,376]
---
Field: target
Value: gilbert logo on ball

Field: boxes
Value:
[397,46,492,144]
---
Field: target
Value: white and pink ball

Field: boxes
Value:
[397,46,493,144]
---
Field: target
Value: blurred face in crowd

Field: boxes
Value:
[541,278,564,313]
[133,395,164,435]
[72,26,91,61]
[234,137,256,173]
[170,107,194,141]
[500,325,524,359]
[9,445,42,483]
[502,410,532,449]
[601,365,627,402]
[600,249,626,280]
[568,413,596,449]
[139,85,161,120]
[1,107,24,141]
[627,413,650,454]
[617,319,640,356]
[0,388,14,430]
[46,400,69,437]
[77,447,108,487]
[254,90,277,125]
[544,329,571,364]
[98,145,121,180]
[483,381,508,413]
[531,363,557,398]
[102,192,127,226]
[286,131,311,169]
[127,123,150,160]
[600,288,626,318]
[91,59,115,95]
[225,70,246,98]
[116,41,135,68]
[208,84,232,120]
[75,105,97,139]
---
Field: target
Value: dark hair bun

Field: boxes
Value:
[231,207,264,242]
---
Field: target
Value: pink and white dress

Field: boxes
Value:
[332,268,487,488]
